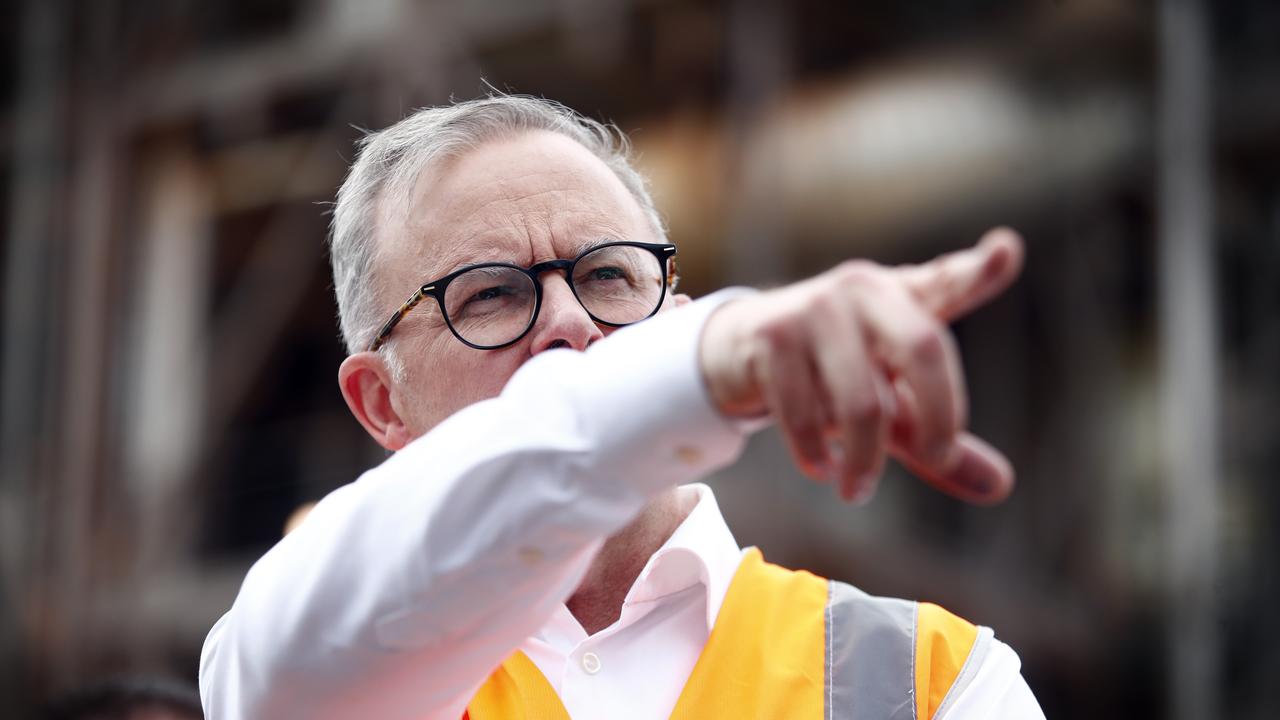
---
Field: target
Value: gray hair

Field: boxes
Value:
[327,94,667,358]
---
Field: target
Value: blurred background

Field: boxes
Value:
[1,0,1277,717]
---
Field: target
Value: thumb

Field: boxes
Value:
[894,432,1016,505]
[896,227,1025,322]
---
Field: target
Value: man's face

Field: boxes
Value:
[370,130,678,437]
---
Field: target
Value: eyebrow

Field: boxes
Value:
[567,235,613,258]
[434,235,619,279]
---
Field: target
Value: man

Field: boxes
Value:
[200,95,1043,718]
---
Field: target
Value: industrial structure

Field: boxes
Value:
[2,1,1278,717]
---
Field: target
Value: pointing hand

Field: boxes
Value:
[698,228,1025,504]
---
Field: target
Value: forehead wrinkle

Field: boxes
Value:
[393,194,527,283]
[429,217,622,279]
[431,191,634,275]
[389,131,652,293]
[415,176,568,270]
[436,156,580,221]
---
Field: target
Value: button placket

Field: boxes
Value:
[674,445,702,466]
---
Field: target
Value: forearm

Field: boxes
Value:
[199,290,752,719]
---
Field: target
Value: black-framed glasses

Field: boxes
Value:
[368,241,678,352]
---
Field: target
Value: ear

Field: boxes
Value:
[338,352,414,452]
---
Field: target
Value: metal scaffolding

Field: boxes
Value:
[1158,0,1220,717]
[1,0,1277,716]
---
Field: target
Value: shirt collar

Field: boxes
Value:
[622,483,742,630]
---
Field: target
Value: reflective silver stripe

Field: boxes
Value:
[825,580,919,720]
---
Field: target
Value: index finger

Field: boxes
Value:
[895,227,1025,322]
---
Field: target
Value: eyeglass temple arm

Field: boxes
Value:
[367,286,433,352]
[664,248,679,290]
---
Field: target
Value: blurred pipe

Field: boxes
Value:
[122,0,569,125]
[1,0,66,697]
[638,63,1145,266]
[203,88,371,446]
[723,0,791,285]
[54,0,121,681]
[123,145,212,630]
[766,68,1144,251]
[1157,1,1220,719]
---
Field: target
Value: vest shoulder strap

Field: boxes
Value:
[669,548,829,719]
[826,580,986,720]
[916,602,987,719]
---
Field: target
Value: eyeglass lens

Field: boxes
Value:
[441,245,666,347]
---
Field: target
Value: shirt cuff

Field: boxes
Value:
[538,287,762,498]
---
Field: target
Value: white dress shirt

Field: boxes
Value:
[199,289,1044,719]
[521,483,741,720]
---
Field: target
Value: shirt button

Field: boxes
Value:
[581,652,601,675]
[516,546,543,566]
[674,445,702,466]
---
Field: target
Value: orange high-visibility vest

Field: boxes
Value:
[465,548,987,719]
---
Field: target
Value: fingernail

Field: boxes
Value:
[951,455,993,496]
[820,441,845,484]
[849,474,880,506]
[961,473,992,495]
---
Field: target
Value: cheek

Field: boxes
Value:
[407,346,526,430]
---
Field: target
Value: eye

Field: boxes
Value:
[467,285,517,304]
[587,266,628,281]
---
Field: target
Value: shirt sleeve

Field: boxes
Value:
[936,634,1046,720]
[198,290,756,720]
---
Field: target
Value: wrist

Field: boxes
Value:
[698,298,766,419]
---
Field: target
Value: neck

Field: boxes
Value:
[566,486,697,635]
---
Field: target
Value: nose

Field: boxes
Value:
[527,273,604,355]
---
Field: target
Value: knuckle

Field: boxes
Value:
[755,314,802,350]
[907,327,947,365]
[805,289,839,316]
[834,259,879,284]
